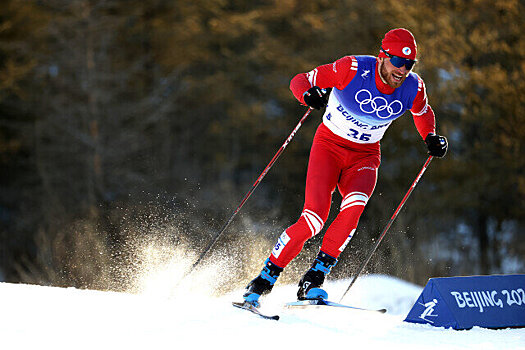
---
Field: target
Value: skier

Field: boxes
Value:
[242,28,448,307]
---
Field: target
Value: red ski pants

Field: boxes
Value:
[269,123,381,267]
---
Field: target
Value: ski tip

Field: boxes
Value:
[378,308,387,314]
[232,301,280,321]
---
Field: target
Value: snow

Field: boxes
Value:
[1,274,524,350]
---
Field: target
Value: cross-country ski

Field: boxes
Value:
[285,299,387,313]
[232,301,280,321]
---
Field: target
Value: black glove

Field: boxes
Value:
[303,86,331,110]
[425,133,448,158]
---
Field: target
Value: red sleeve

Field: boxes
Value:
[411,75,436,139]
[290,56,359,105]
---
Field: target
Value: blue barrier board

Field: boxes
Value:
[404,274,525,329]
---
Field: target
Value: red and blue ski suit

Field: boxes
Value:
[268,55,436,268]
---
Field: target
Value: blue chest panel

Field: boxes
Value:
[332,56,418,126]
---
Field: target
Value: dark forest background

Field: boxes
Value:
[0,0,523,294]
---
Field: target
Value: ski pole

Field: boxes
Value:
[339,155,433,302]
[178,107,314,285]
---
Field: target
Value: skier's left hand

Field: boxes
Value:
[425,133,448,158]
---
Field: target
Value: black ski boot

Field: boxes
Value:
[297,251,337,300]
[243,258,283,308]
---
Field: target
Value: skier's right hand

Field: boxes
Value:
[303,86,331,110]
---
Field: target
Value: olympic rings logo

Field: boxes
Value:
[354,89,403,119]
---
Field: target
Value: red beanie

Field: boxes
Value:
[379,28,417,60]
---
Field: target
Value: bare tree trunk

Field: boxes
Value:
[82,0,104,218]
[478,214,489,274]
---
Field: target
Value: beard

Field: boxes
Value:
[379,61,407,89]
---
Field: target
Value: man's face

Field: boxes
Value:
[379,57,410,89]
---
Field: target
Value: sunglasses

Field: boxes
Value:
[381,48,416,70]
